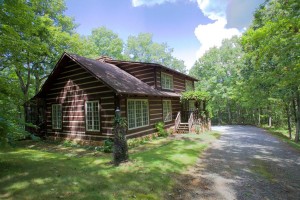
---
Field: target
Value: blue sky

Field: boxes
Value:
[65,0,264,69]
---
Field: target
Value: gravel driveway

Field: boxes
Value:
[171,125,300,200]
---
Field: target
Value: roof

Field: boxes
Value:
[67,53,181,97]
[104,59,199,81]
[36,52,182,98]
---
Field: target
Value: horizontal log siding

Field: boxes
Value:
[157,69,187,93]
[122,96,181,138]
[45,61,116,140]
[113,64,156,87]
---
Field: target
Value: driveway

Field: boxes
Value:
[172,125,300,200]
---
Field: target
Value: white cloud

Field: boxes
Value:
[194,18,240,57]
[132,0,176,7]
[195,0,241,57]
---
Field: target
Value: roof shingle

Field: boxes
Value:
[68,53,181,97]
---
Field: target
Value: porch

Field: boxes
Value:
[174,94,211,134]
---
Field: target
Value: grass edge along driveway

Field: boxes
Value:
[0,131,219,200]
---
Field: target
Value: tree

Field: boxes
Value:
[241,0,300,141]
[190,36,246,124]
[124,33,187,73]
[87,27,124,59]
[0,0,78,98]
[0,0,79,144]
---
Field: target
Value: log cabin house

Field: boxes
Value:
[25,52,201,141]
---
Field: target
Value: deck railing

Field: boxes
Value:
[175,111,181,132]
[188,112,194,133]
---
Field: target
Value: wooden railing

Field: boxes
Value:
[175,111,181,132]
[188,112,194,133]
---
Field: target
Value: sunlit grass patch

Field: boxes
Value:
[0,131,219,200]
[250,159,276,182]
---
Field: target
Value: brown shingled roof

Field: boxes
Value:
[67,53,181,97]
[105,59,198,81]
[35,52,183,98]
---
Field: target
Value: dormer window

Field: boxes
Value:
[185,80,194,91]
[161,72,173,90]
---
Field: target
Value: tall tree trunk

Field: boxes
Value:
[227,102,232,124]
[218,108,222,125]
[295,91,300,143]
[258,108,261,126]
[285,103,292,139]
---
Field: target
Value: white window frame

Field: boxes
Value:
[52,104,62,129]
[85,101,100,131]
[127,99,149,130]
[185,80,194,91]
[163,100,172,122]
[161,72,173,90]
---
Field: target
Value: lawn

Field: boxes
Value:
[0,132,219,200]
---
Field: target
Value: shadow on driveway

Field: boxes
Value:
[170,125,300,200]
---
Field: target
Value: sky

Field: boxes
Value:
[65,0,264,69]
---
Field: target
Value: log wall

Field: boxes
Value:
[45,59,116,140]
[112,63,156,88]
[120,96,181,139]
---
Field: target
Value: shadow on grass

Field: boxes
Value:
[0,137,208,200]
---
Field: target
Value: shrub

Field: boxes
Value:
[155,122,168,137]
[103,138,114,153]
[30,134,41,142]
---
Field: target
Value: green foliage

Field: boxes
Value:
[124,33,187,73]
[87,26,124,59]
[30,134,41,142]
[0,117,8,148]
[241,0,300,140]
[190,36,245,124]
[181,91,210,102]
[155,122,168,137]
[103,138,114,153]
[113,115,129,165]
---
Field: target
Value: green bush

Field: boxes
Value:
[155,122,168,137]
[103,138,114,153]
[30,134,41,142]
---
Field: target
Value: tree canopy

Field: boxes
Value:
[190,0,300,141]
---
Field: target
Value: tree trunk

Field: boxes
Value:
[227,102,232,124]
[218,108,222,125]
[258,108,261,126]
[295,91,300,143]
[268,116,272,127]
[285,103,292,139]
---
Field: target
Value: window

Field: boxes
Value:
[163,100,172,122]
[52,104,62,129]
[85,101,100,131]
[127,99,149,129]
[185,80,194,91]
[161,72,173,90]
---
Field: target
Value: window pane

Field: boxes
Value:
[163,101,172,122]
[142,101,148,126]
[161,73,173,90]
[52,104,62,129]
[136,101,142,127]
[128,101,135,129]
[86,101,100,131]
[127,100,149,129]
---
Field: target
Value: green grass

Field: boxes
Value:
[0,131,219,200]
[263,126,300,151]
[250,159,276,182]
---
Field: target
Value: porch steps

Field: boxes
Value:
[176,123,189,134]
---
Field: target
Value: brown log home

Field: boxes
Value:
[25,52,199,141]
